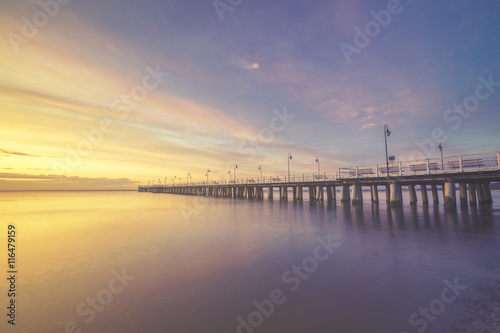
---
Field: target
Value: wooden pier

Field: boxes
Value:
[139,151,500,209]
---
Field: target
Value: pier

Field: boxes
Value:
[139,151,500,209]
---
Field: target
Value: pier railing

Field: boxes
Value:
[338,151,499,179]
[139,151,500,189]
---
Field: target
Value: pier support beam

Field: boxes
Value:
[390,182,403,206]
[476,184,485,204]
[329,186,336,201]
[316,186,324,201]
[459,183,468,207]
[385,184,390,203]
[280,186,288,200]
[351,184,362,205]
[468,184,477,206]
[309,186,316,200]
[444,181,456,209]
[431,185,439,204]
[483,183,493,204]
[268,186,273,199]
[420,185,429,205]
[326,186,333,201]
[247,187,254,199]
[341,185,350,203]
[371,185,379,203]
[408,184,417,205]
[295,186,303,200]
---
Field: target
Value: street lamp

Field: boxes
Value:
[205,169,210,183]
[438,143,443,170]
[315,157,320,174]
[173,176,176,185]
[233,163,238,181]
[288,153,293,179]
[384,125,391,175]
[187,172,190,185]
[164,177,167,186]
[258,165,262,181]
[228,170,231,180]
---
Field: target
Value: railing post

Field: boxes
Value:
[399,162,402,176]
[459,155,463,172]
[356,166,359,178]
[338,168,341,179]
[376,165,379,177]
[426,159,430,174]
[497,151,500,170]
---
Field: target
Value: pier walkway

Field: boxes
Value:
[139,151,500,209]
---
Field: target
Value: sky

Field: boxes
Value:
[1,0,500,190]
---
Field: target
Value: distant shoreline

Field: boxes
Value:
[0,189,136,192]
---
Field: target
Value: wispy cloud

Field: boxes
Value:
[0,149,42,158]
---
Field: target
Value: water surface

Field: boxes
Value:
[1,190,499,333]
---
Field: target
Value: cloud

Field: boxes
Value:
[0,173,137,190]
[0,149,42,157]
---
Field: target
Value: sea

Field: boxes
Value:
[1,189,499,333]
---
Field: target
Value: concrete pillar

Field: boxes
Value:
[459,183,468,207]
[420,185,429,205]
[468,184,477,205]
[444,182,456,209]
[390,182,402,206]
[385,184,390,203]
[352,184,362,205]
[331,185,336,201]
[316,186,324,201]
[296,186,303,200]
[309,186,316,200]
[341,185,350,203]
[326,186,333,201]
[483,183,493,204]
[281,186,288,200]
[371,185,379,203]
[408,184,417,205]
[431,184,439,204]
[268,186,273,199]
[476,184,485,204]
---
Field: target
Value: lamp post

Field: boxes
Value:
[233,163,238,182]
[172,176,176,185]
[205,169,210,183]
[164,177,167,187]
[438,143,443,171]
[288,153,293,179]
[384,125,391,175]
[228,170,231,181]
[258,165,262,182]
[187,173,190,185]
[315,157,320,174]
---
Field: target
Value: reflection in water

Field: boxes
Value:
[0,191,499,333]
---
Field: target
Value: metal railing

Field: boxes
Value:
[338,151,499,179]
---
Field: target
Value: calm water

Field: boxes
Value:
[1,190,500,333]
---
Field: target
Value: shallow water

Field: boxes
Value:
[1,190,499,333]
